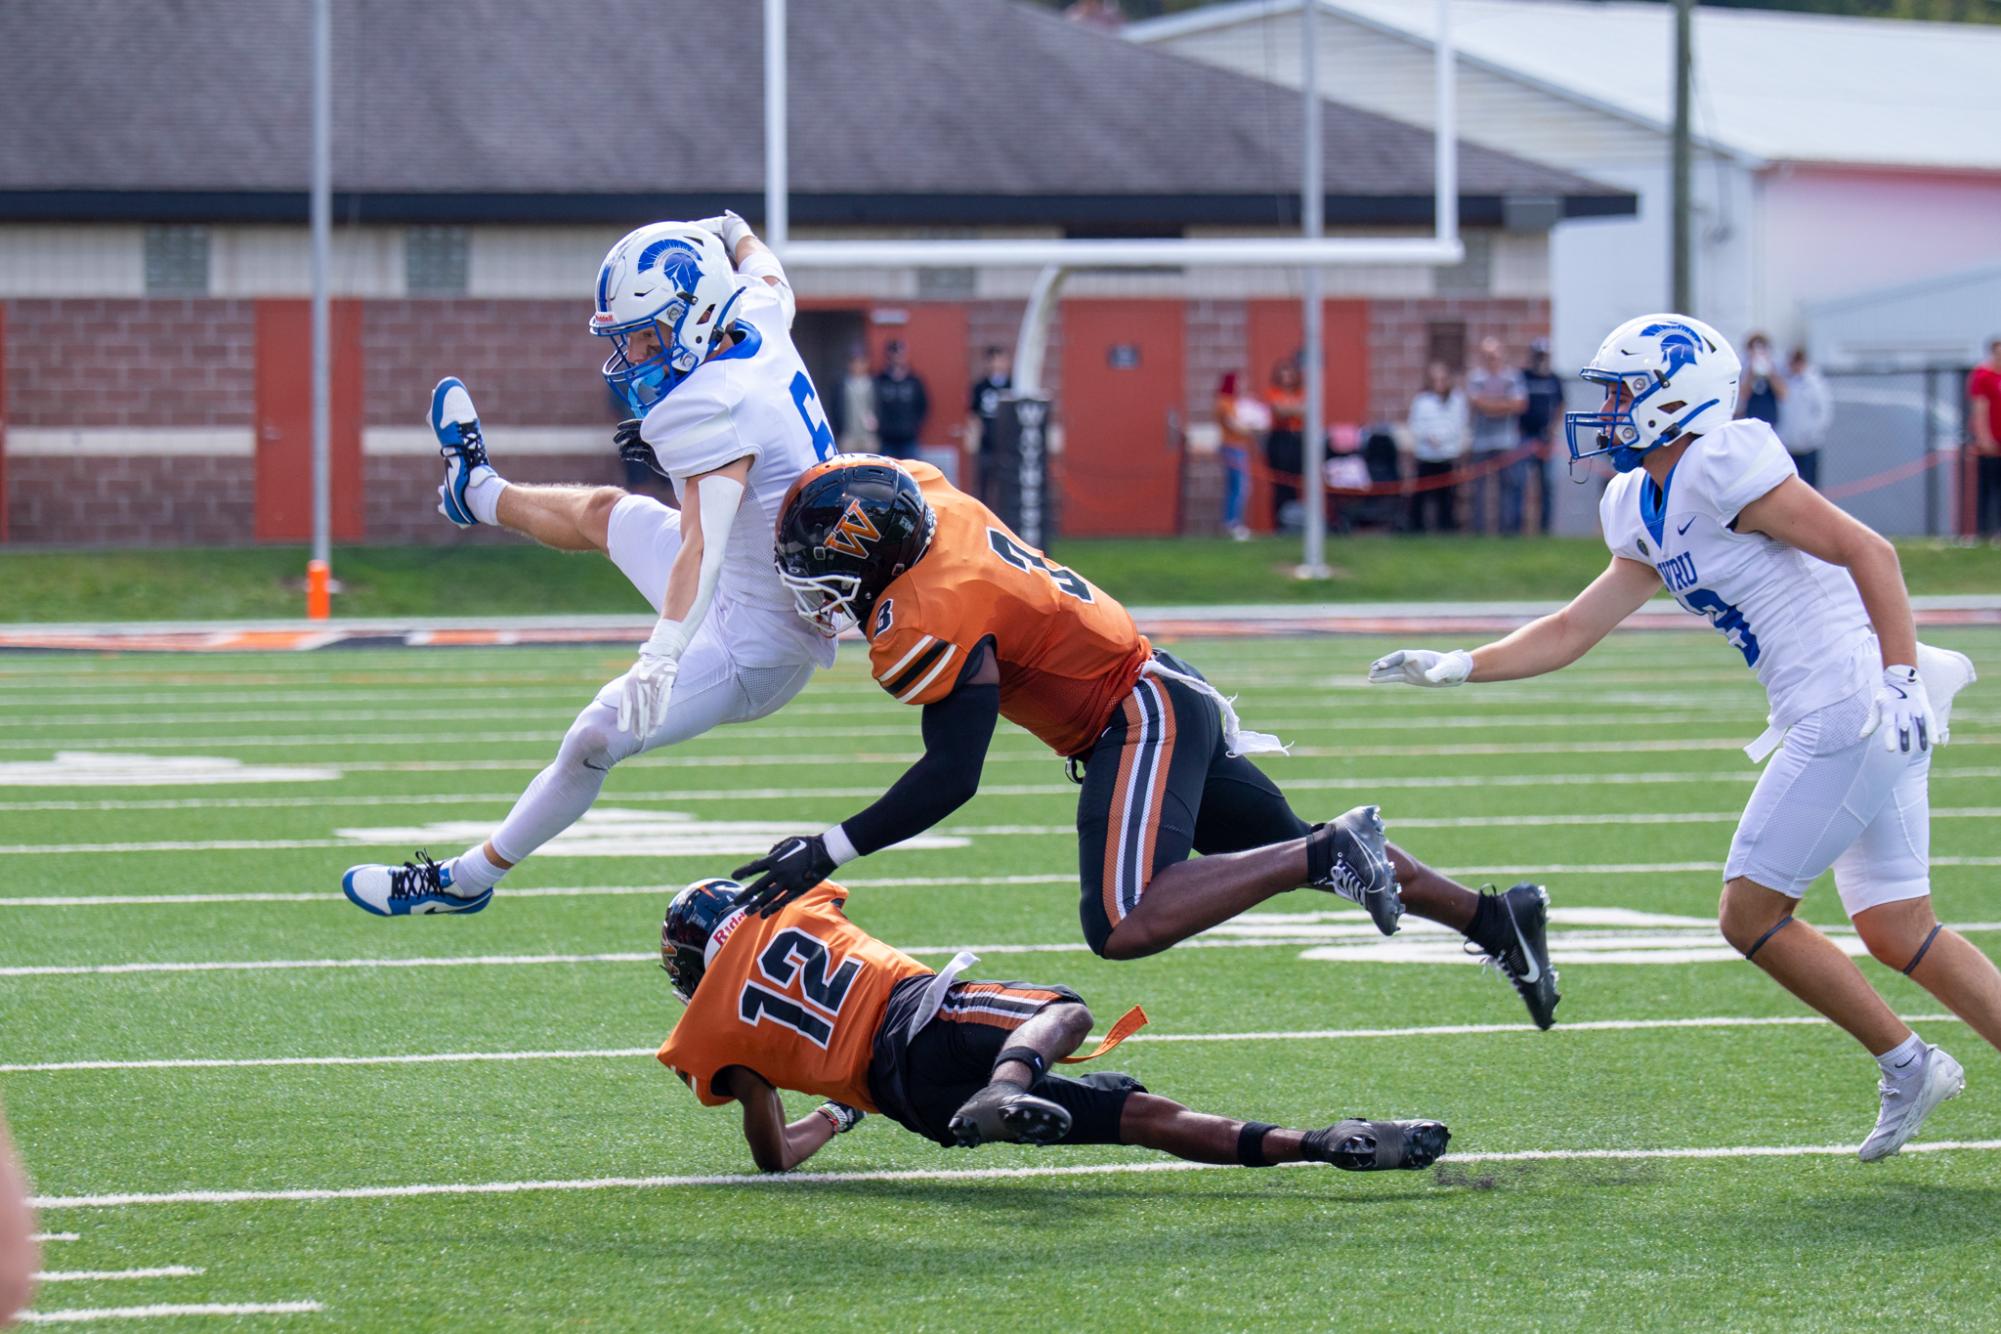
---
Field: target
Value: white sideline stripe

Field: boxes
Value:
[0,1014,1963,1075]
[17,1302,323,1323]
[29,1234,80,1243]
[7,766,2000,813]
[31,1141,2001,1211]
[33,1269,203,1283]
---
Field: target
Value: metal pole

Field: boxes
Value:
[308,0,332,602]
[1671,0,1694,312]
[764,0,788,250]
[1299,0,1328,579]
[1434,0,1457,247]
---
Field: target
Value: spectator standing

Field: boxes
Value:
[873,340,929,461]
[1779,345,1834,489]
[1263,359,1306,530]
[1736,331,1786,427]
[837,350,878,455]
[1214,371,1268,541]
[1518,337,1565,534]
[0,1103,35,1326]
[1465,337,1528,533]
[1970,336,2001,539]
[965,346,1012,506]
[1405,360,1468,533]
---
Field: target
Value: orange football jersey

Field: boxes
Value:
[866,463,1150,757]
[656,882,931,1111]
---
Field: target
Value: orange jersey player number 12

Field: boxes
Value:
[738,927,863,1049]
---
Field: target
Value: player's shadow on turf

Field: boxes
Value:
[1754,1183,2001,1247]
[801,1181,1442,1212]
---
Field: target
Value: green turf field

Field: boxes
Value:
[1,629,1997,1329]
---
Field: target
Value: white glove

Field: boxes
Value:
[693,210,754,255]
[1859,664,1936,753]
[617,620,691,738]
[1368,648,1473,688]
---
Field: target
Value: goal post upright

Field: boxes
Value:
[762,0,1463,568]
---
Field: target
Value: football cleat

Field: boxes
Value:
[1859,1044,1964,1162]
[342,850,493,917]
[1307,804,1401,935]
[1465,882,1561,1030]
[1302,1118,1450,1171]
[431,376,496,528]
[946,1081,1073,1149]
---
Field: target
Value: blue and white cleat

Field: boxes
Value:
[342,850,493,917]
[431,376,495,528]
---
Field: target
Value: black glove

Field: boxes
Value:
[732,834,838,918]
[815,1102,866,1134]
[615,418,664,477]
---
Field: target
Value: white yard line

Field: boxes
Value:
[17,1302,322,1323]
[0,1013,1962,1075]
[32,1269,202,1283]
[29,1234,80,1243]
[30,1140,2001,1211]
[10,923,2001,979]
[0,734,1985,758]
[6,767,1998,813]
[0,872,1078,908]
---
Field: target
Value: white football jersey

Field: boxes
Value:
[641,279,839,666]
[1599,418,1875,726]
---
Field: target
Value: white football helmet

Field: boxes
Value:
[1565,314,1739,473]
[590,222,745,415]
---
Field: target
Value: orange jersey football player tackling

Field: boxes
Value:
[861,462,1149,757]
[655,876,1450,1173]
[738,456,1559,1034]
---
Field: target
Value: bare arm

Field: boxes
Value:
[722,1066,837,1173]
[1469,556,1662,682]
[1735,477,1915,668]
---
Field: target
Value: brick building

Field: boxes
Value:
[0,0,1630,546]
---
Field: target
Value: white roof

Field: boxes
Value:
[1135,0,2001,172]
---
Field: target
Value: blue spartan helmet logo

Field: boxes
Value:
[1639,321,1707,377]
[636,238,704,297]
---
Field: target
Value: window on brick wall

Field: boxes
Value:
[405,226,470,295]
[1427,320,1467,373]
[1434,231,1492,297]
[144,225,210,295]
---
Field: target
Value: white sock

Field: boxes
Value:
[1876,1033,1926,1079]
[467,471,508,526]
[448,844,509,895]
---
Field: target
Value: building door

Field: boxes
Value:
[1057,300,1185,537]
[253,299,363,542]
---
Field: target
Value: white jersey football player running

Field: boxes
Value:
[1369,314,1992,1162]
[342,211,839,915]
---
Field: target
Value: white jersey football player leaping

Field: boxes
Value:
[1369,314,1991,1162]
[342,212,839,915]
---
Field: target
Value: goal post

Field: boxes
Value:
[762,0,1464,573]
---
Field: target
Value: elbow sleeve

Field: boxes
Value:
[840,682,1000,857]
